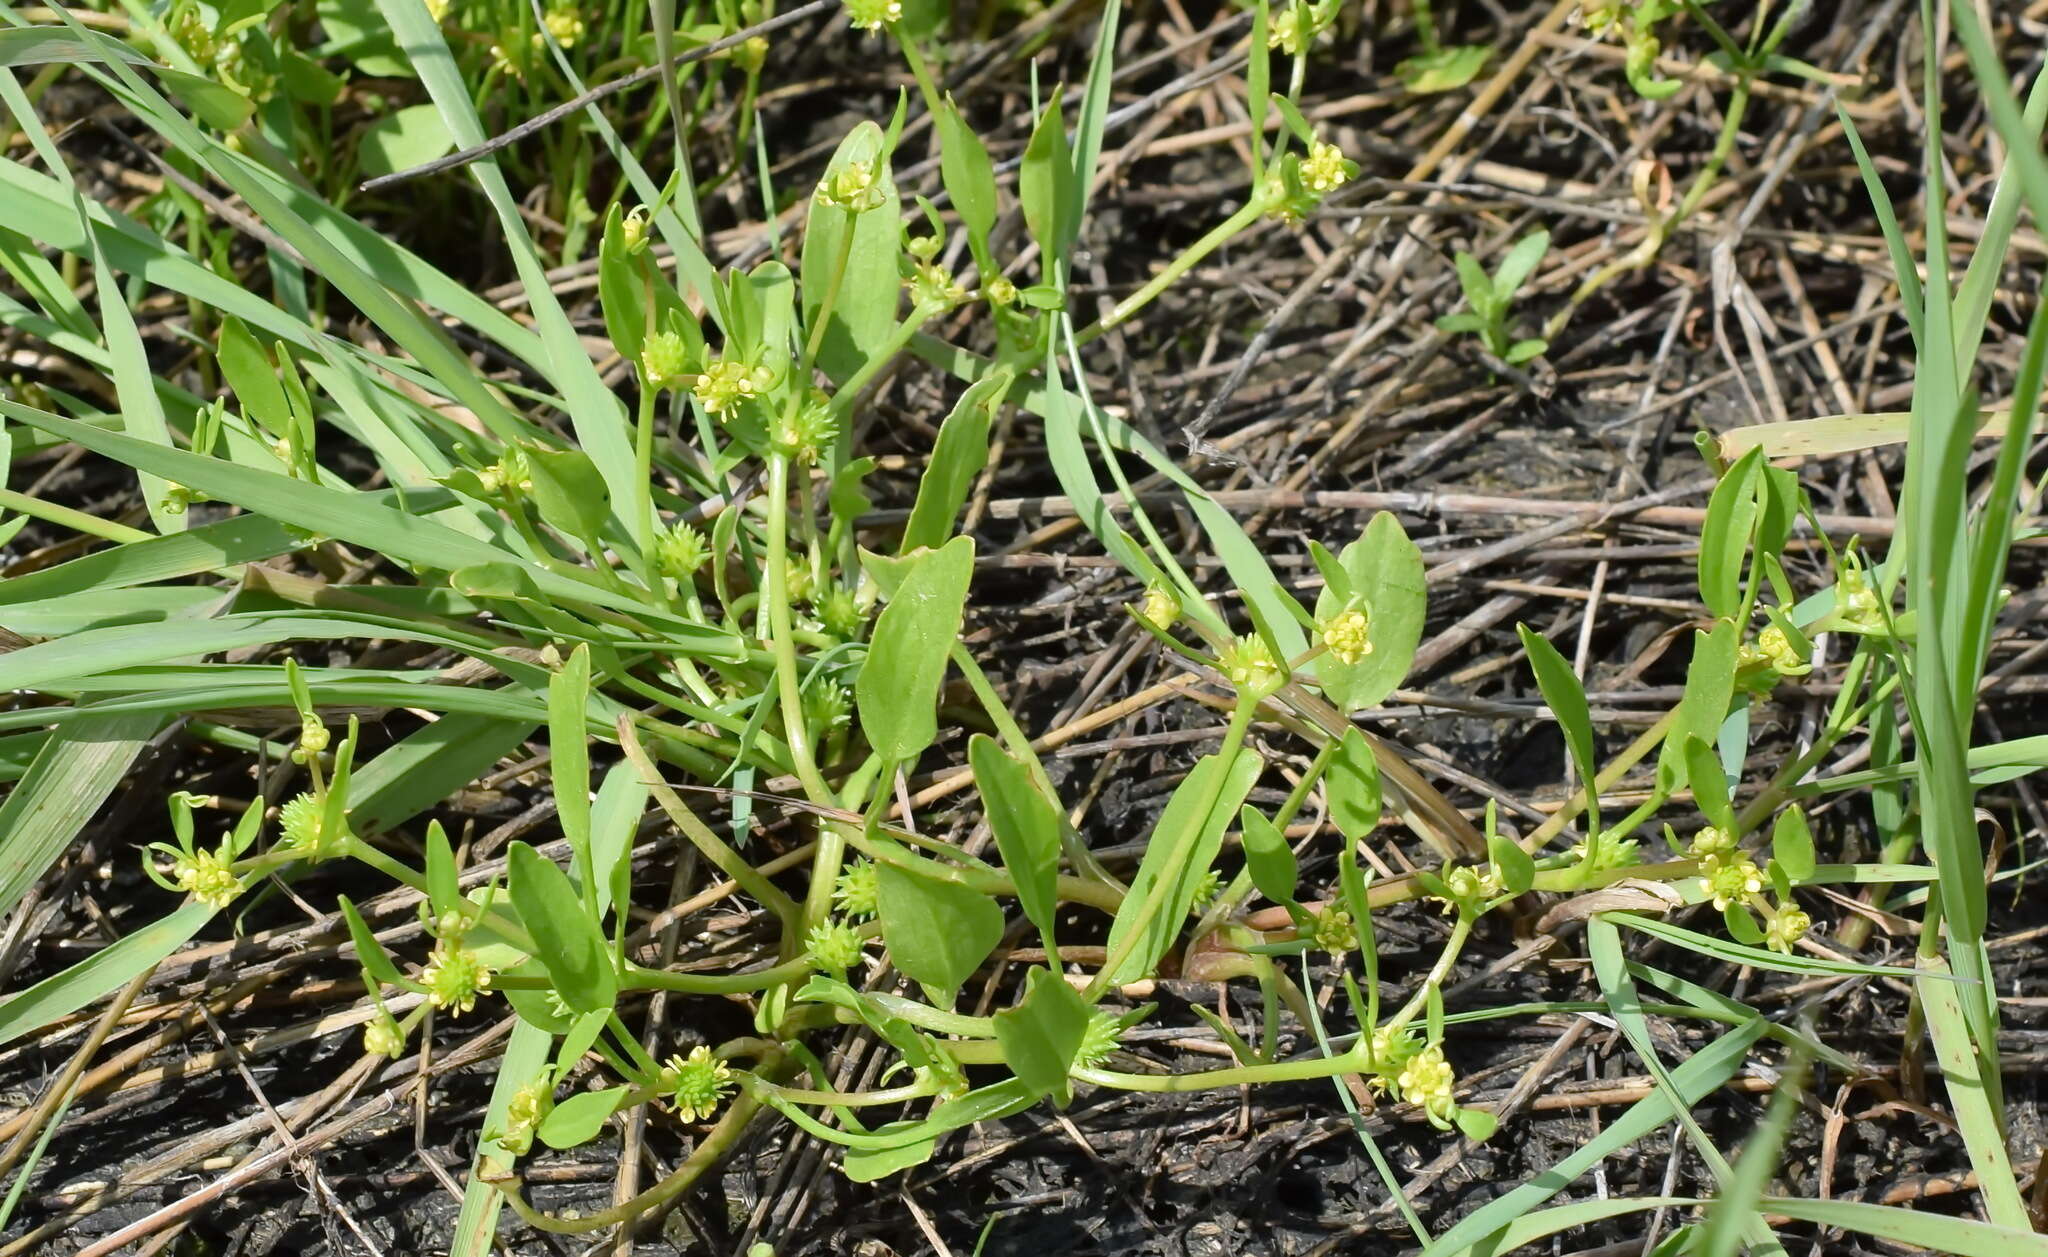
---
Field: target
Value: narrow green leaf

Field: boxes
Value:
[1424,1020,1768,1255]
[0,901,212,1047]
[0,707,157,921]
[425,820,460,919]
[356,103,456,178]
[970,733,1061,951]
[1018,88,1069,271]
[1239,805,1299,910]
[1518,624,1600,841]
[1771,806,1815,881]
[936,96,999,266]
[801,122,901,385]
[1921,952,2032,1227]
[1658,621,1739,795]
[549,644,594,905]
[1698,447,1763,619]
[523,445,612,543]
[1488,832,1533,895]
[857,534,974,764]
[450,1022,551,1254]
[902,371,1010,554]
[1103,748,1262,985]
[507,842,617,1013]
[339,895,406,988]
[1325,728,1383,841]
[1684,735,1733,830]
[1492,230,1549,299]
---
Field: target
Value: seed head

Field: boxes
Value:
[277,793,347,863]
[841,0,901,31]
[805,918,867,972]
[656,522,710,581]
[1074,1011,1125,1068]
[834,859,881,918]
[642,330,697,393]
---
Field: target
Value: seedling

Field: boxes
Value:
[1436,229,1550,365]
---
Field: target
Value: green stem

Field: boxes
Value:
[629,382,662,601]
[826,303,940,424]
[623,956,813,993]
[1074,201,1263,344]
[1074,1045,1367,1093]
[343,836,426,893]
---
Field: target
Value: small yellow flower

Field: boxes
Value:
[1701,851,1764,912]
[985,275,1019,307]
[363,1009,407,1059]
[618,207,651,255]
[1758,624,1807,675]
[728,34,770,73]
[692,358,761,414]
[1219,633,1285,697]
[171,848,243,908]
[542,7,584,47]
[1268,8,1306,53]
[1301,140,1353,194]
[817,160,885,211]
[909,262,968,311]
[1136,584,1181,631]
[500,1077,555,1156]
[423,0,451,21]
[1320,606,1372,665]
[663,1045,734,1122]
[421,941,493,1015]
[1394,1044,1458,1128]
[1764,904,1812,954]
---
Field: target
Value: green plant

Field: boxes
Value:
[1436,229,1549,365]
[1393,0,1492,94]
[1,0,2046,1251]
